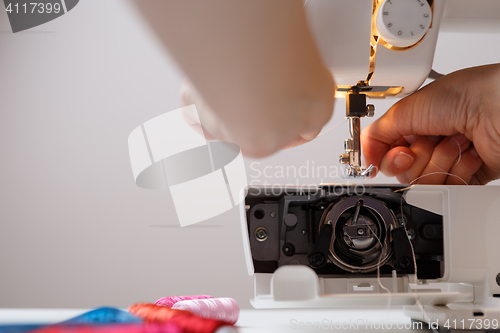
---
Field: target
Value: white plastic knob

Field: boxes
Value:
[376,0,432,48]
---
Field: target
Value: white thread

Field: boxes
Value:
[410,171,469,185]
[317,119,348,137]
[394,179,462,324]
[416,135,464,180]
[450,136,462,166]
[416,134,468,184]
[399,192,431,324]
[366,223,392,333]
[368,226,391,294]
[429,160,446,173]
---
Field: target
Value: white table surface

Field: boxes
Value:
[0,308,427,332]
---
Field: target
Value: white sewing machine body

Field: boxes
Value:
[306,0,443,96]
[240,185,500,328]
[307,0,499,95]
[239,0,500,328]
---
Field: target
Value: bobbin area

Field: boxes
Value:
[241,184,500,325]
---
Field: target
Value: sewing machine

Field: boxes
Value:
[240,0,500,330]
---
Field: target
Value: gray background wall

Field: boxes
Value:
[1,0,499,309]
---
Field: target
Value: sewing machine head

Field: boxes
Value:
[305,0,441,177]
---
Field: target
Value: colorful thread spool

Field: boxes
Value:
[128,303,235,333]
[155,295,213,308]
[167,315,234,333]
[129,304,193,322]
[61,307,142,324]
[172,298,239,325]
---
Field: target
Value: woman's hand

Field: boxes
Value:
[362,64,500,185]
[180,76,334,157]
[133,0,335,158]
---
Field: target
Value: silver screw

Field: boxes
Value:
[301,230,306,235]
[339,153,350,164]
[366,104,375,117]
[255,227,268,242]
[270,212,276,218]
[357,228,364,236]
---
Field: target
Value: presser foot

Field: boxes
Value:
[342,163,374,178]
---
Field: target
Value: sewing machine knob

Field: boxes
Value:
[376,0,432,48]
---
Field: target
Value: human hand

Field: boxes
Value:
[362,64,500,185]
[180,75,335,158]
[133,0,336,158]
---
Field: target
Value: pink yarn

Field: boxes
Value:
[171,298,239,325]
[154,295,213,308]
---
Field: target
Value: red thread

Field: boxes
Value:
[128,303,230,333]
[129,303,193,322]
[168,315,228,333]
[155,295,213,308]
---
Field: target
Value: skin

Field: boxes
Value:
[362,64,500,185]
[133,0,335,158]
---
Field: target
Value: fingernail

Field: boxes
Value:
[451,133,468,146]
[469,146,480,158]
[394,152,414,168]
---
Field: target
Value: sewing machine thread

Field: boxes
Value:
[172,298,239,325]
[129,303,234,333]
[410,134,469,185]
[155,295,213,308]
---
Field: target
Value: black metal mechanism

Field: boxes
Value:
[346,86,371,117]
[246,185,443,279]
[308,223,333,269]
